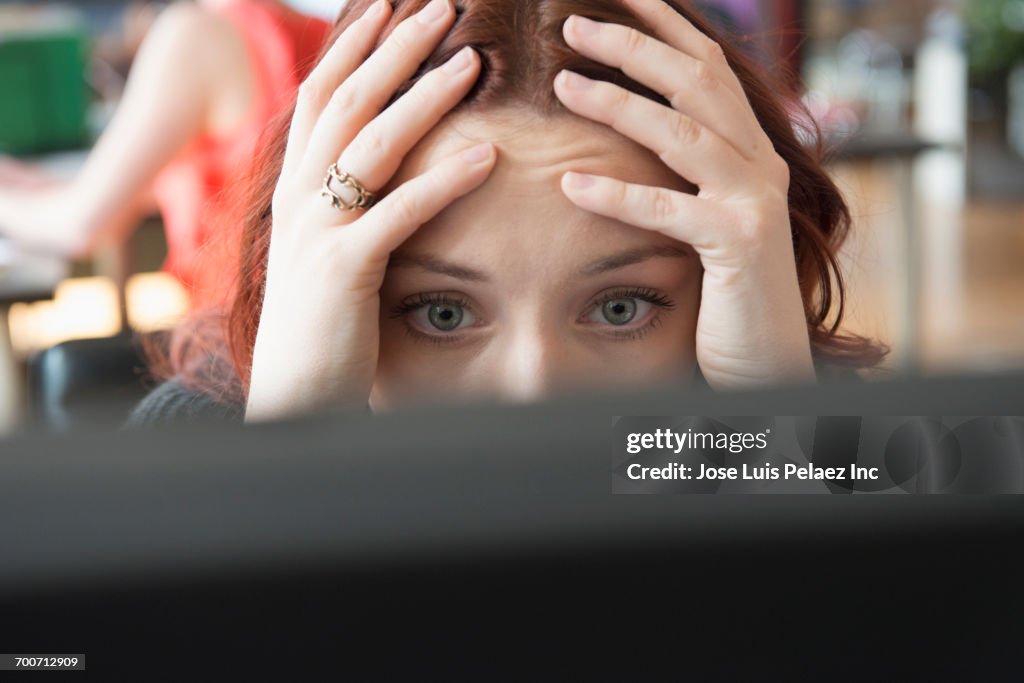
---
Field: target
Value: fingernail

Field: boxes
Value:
[568,15,600,36]
[558,70,593,91]
[443,46,475,75]
[366,0,388,20]
[565,172,596,190]
[462,143,493,164]
[416,0,449,24]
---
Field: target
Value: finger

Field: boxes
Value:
[560,172,722,251]
[349,143,496,259]
[562,15,766,160]
[619,0,748,104]
[282,0,391,179]
[334,46,481,194]
[302,0,457,185]
[554,71,749,191]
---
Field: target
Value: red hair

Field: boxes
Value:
[161,0,886,405]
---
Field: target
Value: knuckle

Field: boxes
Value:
[668,112,701,146]
[736,205,784,247]
[385,182,428,225]
[385,26,417,58]
[405,76,437,110]
[668,90,684,111]
[773,156,791,186]
[612,181,631,208]
[348,125,389,160]
[739,218,769,249]
[622,27,648,55]
[609,84,632,113]
[703,38,726,64]
[653,1,675,24]
[728,212,760,248]
[758,148,790,187]
[733,229,759,253]
[651,189,677,223]
[390,194,420,225]
[693,60,718,91]
[297,78,326,108]
[326,85,360,117]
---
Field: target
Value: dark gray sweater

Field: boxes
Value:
[124,378,243,428]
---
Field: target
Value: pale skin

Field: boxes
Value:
[374,111,703,409]
[0,0,255,256]
[245,0,815,422]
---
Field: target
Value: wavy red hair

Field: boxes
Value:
[159,0,887,404]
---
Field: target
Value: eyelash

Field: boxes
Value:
[389,293,476,347]
[585,287,676,342]
[591,287,675,311]
[389,288,677,346]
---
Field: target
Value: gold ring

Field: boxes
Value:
[321,164,377,211]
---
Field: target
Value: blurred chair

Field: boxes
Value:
[27,332,154,431]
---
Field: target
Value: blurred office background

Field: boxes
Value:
[0,0,1021,433]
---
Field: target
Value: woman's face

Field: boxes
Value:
[371,108,702,410]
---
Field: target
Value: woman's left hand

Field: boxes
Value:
[553,0,815,390]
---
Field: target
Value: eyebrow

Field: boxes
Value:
[387,244,691,282]
[387,253,490,282]
[580,245,691,275]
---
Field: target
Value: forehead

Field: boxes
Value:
[388,108,696,266]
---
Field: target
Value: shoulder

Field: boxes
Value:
[145,2,247,71]
[137,2,257,127]
[154,1,238,38]
[147,1,238,46]
[124,377,243,429]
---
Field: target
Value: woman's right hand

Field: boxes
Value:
[245,0,496,422]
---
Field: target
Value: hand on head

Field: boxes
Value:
[246,0,496,421]
[246,0,823,422]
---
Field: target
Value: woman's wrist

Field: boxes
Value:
[244,353,373,422]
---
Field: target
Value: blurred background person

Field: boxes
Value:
[0,0,330,310]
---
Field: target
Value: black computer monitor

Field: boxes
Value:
[1,371,1022,678]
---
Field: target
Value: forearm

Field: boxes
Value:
[0,175,147,257]
[0,2,216,254]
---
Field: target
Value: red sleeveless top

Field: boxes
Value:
[152,0,329,310]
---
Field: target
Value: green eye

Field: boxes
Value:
[427,303,464,331]
[601,298,638,326]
